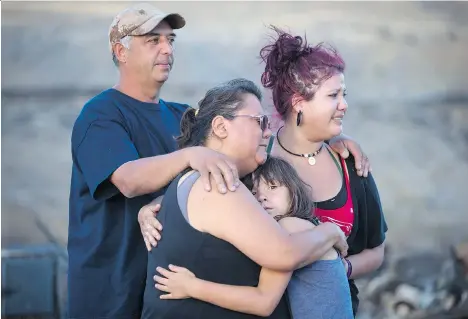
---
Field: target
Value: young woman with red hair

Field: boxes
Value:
[260,26,388,316]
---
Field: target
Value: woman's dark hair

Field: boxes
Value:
[249,156,319,225]
[176,78,263,149]
[260,25,345,120]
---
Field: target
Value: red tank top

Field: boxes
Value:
[314,154,354,237]
[265,136,354,236]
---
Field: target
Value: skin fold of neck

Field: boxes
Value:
[117,73,162,103]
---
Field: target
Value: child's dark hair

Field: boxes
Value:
[248,156,319,225]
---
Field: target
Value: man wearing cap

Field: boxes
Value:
[68,3,371,318]
[67,3,246,318]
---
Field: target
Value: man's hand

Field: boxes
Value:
[138,198,163,251]
[186,146,240,194]
[328,134,371,177]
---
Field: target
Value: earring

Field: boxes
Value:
[296,110,303,126]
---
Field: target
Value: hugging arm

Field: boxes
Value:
[74,104,239,199]
[154,217,321,316]
[156,265,291,317]
[191,180,347,271]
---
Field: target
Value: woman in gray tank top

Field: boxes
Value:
[154,156,353,319]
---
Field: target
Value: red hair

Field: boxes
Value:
[260,26,345,120]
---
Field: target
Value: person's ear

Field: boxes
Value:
[113,43,128,64]
[211,115,228,139]
[291,94,305,115]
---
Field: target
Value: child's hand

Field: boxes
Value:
[154,264,196,299]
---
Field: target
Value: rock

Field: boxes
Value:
[454,242,468,272]
[357,246,468,319]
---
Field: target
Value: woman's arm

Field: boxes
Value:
[188,179,348,272]
[346,243,385,279]
[347,171,388,278]
[153,217,324,316]
[155,265,291,317]
[278,217,339,260]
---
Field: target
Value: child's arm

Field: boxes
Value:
[155,265,292,317]
[154,217,336,316]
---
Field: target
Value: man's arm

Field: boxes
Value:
[112,145,240,198]
[110,149,190,198]
[73,102,239,200]
[75,119,189,200]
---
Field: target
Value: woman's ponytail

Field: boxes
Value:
[176,107,198,149]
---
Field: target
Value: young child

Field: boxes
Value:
[154,156,354,319]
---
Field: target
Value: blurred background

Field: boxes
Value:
[2,1,468,318]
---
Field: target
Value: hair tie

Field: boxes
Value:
[194,108,199,116]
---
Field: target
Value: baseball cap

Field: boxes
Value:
[109,3,186,51]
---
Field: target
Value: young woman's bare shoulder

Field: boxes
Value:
[278,217,315,234]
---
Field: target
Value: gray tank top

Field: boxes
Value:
[287,257,354,319]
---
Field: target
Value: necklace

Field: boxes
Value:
[276,126,324,166]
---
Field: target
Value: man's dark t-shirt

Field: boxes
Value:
[68,88,188,318]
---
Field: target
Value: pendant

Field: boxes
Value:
[308,157,316,165]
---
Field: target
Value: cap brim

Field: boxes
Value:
[131,13,186,36]
[163,13,186,30]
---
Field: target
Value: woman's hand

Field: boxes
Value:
[328,134,371,177]
[138,197,163,251]
[154,264,197,299]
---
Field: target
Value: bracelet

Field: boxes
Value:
[345,258,352,278]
